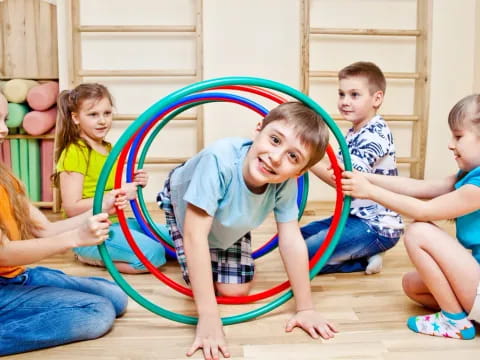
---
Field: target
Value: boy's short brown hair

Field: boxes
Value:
[260,101,329,171]
[338,61,386,95]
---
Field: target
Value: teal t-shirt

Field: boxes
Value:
[454,166,480,263]
[170,137,299,250]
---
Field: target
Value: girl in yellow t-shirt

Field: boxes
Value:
[53,83,166,274]
[0,93,128,355]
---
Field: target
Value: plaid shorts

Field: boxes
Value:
[157,169,255,285]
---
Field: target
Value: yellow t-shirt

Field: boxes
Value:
[56,140,116,199]
[0,180,25,278]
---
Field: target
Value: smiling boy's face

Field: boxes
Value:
[0,95,8,144]
[242,119,311,193]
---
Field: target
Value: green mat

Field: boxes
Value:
[19,138,29,197]
[9,138,21,179]
[27,139,41,201]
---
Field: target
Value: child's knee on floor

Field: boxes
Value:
[215,282,252,297]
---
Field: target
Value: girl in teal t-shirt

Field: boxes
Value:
[54,83,165,274]
[341,94,480,340]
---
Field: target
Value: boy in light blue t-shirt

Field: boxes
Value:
[157,102,336,359]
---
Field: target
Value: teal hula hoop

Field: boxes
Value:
[93,76,352,325]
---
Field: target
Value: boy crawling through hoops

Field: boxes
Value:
[157,102,337,359]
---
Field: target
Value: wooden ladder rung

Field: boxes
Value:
[332,115,419,122]
[6,134,55,139]
[78,69,196,77]
[310,70,422,80]
[310,28,421,37]
[0,75,58,80]
[143,157,190,164]
[144,156,417,166]
[78,25,196,33]
[32,201,54,208]
[114,114,196,121]
[397,157,418,164]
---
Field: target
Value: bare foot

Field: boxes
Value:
[75,254,105,267]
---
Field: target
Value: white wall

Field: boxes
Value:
[57,0,480,203]
[474,0,480,93]
[307,0,418,201]
[203,0,301,143]
[424,0,478,179]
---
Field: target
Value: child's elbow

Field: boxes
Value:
[411,214,431,222]
[62,202,83,218]
[410,207,439,222]
[63,207,77,218]
[0,253,10,266]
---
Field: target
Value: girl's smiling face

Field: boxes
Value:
[72,96,113,145]
[447,96,480,171]
[448,122,480,171]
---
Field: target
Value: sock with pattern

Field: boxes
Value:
[407,310,475,340]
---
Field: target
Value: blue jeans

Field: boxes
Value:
[73,218,166,270]
[301,215,399,274]
[0,266,128,355]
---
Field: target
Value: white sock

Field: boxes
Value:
[365,253,383,274]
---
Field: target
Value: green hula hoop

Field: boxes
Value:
[93,76,352,325]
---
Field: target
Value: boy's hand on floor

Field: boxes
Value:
[187,316,230,360]
[285,309,338,339]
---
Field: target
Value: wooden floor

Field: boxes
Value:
[8,205,480,359]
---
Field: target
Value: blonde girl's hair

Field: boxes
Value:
[0,163,42,242]
[448,94,480,132]
[448,94,480,183]
[52,83,114,186]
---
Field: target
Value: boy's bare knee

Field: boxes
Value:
[215,283,252,297]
